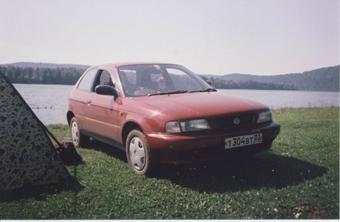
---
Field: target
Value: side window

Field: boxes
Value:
[93,70,114,90]
[78,69,98,91]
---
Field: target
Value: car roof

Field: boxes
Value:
[94,62,181,70]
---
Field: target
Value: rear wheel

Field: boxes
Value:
[70,117,89,147]
[126,129,152,176]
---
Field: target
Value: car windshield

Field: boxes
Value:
[118,64,213,97]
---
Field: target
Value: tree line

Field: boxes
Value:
[0,66,85,85]
[200,76,297,90]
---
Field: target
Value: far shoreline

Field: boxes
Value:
[12,83,340,93]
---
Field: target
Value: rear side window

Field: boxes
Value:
[78,69,97,91]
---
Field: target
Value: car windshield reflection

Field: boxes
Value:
[118,64,212,97]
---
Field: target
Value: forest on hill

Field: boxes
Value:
[208,65,339,91]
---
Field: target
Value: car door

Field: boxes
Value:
[72,68,98,131]
[86,69,121,141]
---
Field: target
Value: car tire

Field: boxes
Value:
[126,129,152,176]
[70,117,90,148]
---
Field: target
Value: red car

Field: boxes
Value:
[67,63,280,175]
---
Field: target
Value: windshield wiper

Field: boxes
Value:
[188,88,217,93]
[148,90,188,96]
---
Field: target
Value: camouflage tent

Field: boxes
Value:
[0,73,70,191]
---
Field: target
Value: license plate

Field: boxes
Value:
[225,133,263,149]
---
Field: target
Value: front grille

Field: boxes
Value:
[208,112,258,131]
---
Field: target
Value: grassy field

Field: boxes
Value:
[0,107,338,219]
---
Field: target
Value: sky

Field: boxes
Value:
[0,0,339,75]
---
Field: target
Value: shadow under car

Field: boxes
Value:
[82,140,327,193]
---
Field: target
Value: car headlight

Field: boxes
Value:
[257,110,272,123]
[165,119,210,133]
[165,121,181,133]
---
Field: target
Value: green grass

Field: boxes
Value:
[0,107,338,219]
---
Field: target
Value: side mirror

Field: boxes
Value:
[95,85,118,98]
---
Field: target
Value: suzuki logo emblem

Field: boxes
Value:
[233,117,240,125]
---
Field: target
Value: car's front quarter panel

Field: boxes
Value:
[120,100,169,137]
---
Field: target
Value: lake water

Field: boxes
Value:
[13,84,339,125]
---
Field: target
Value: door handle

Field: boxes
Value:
[87,100,92,105]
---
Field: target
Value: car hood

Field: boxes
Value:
[130,92,268,120]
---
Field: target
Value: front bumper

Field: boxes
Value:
[146,122,280,163]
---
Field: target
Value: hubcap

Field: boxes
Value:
[129,137,146,171]
[71,121,79,146]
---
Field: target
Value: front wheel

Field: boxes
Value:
[126,129,152,176]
